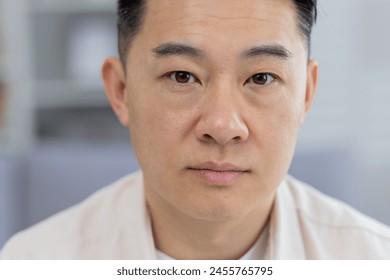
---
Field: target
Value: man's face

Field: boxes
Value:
[108,0,317,221]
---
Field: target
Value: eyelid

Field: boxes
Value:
[246,73,279,86]
[166,71,199,84]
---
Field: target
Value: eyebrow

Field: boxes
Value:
[152,42,292,60]
[152,42,205,58]
[243,44,292,59]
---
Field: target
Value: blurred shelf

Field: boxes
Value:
[34,80,109,109]
[0,68,5,81]
[0,57,5,80]
[0,84,8,152]
[0,130,5,142]
[1,0,117,153]
[32,0,115,14]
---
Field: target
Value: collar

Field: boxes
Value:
[266,178,306,259]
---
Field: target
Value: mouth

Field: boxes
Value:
[187,162,250,185]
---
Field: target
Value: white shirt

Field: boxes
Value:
[1,171,390,259]
[156,222,270,260]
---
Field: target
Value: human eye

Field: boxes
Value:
[246,73,277,86]
[168,71,197,84]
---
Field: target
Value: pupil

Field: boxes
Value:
[254,74,267,85]
[176,72,190,83]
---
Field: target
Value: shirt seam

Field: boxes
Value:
[297,209,390,242]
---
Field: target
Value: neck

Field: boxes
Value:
[146,188,274,260]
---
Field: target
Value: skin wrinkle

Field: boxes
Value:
[119,0,310,66]
[197,15,271,22]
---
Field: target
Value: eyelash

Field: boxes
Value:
[166,71,198,85]
[165,71,278,86]
[245,73,278,86]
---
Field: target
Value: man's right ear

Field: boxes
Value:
[102,57,129,126]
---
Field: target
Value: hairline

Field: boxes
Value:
[119,0,313,67]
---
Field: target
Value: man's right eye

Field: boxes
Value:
[169,71,196,84]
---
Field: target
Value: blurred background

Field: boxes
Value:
[0,0,390,248]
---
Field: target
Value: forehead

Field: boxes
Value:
[132,0,305,58]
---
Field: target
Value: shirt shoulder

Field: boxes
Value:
[0,171,146,259]
[285,176,390,259]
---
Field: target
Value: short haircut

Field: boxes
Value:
[117,0,317,63]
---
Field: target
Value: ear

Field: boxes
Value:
[102,57,129,126]
[301,59,319,122]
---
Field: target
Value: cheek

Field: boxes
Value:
[274,100,303,148]
[250,95,303,171]
[127,92,191,169]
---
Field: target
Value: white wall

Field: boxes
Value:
[297,0,390,224]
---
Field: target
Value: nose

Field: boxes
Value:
[195,87,249,146]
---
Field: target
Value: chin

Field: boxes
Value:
[179,197,253,222]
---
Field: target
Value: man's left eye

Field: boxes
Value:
[247,73,275,86]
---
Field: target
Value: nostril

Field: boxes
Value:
[203,134,213,140]
[199,133,216,144]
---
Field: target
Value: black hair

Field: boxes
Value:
[117,0,146,63]
[117,0,317,62]
[294,0,318,52]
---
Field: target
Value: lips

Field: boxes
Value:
[188,162,249,185]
